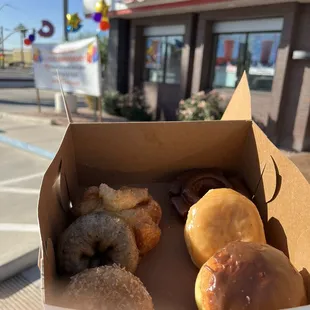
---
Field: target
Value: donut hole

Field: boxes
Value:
[81,243,116,269]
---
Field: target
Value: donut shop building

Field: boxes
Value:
[104,0,310,152]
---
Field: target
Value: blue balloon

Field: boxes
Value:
[29,34,35,42]
[66,25,72,32]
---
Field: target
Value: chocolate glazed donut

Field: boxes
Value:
[169,168,252,219]
[57,212,139,276]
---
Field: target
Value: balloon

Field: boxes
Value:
[99,19,110,31]
[38,20,54,38]
[66,25,72,32]
[92,12,102,23]
[66,13,81,29]
[95,1,104,12]
[29,34,35,42]
[24,38,31,46]
[72,24,83,33]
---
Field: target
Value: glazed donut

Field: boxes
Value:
[195,241,307,310]
[73,184,162,255]
[185,188,266,268]
[57,212,139,276]
[169,169,252,219]
[63,265,154,310]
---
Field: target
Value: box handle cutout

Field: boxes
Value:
[252,155,280,204]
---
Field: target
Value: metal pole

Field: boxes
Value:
[20,31,24,66]
[63,0,68,42]
[36,88,41,113]
[0,26,4,69]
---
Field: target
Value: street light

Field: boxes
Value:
[0,3,20,68]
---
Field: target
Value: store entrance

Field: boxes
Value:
[143,31,184,121]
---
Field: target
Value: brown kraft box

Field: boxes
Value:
[38,73,310,310]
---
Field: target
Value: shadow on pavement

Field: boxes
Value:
[0,266,40,299]
[0,99,86,108]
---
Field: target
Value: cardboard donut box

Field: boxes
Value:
[38,74,310,310]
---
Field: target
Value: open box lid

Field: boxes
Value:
[221,73,310,291]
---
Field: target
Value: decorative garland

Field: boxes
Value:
[24,20,55,46]
[92,0,110,32]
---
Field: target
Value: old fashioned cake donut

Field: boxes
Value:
[72,184,162,255]
[57,212,139,276]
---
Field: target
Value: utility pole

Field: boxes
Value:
[0,26,4,69]
[63,0,68,41]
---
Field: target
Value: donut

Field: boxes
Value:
[63,265,154,310]
[99,183,149,211]
[73,184,162,255]
[184,188,266,268]
[170,168,252,219]
[114,206,161,255]
[195,241,307,310]
[57,212,139,276]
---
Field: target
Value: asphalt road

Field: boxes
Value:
[0,68,33,81]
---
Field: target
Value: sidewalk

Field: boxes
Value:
[0,88,126,126]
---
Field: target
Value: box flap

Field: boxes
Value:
[251,123,310,275]
[221,72,252,121]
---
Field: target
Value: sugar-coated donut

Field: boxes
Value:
[63,265,154,310]
[195,241,307,310]
[185,188,266,268]
[57,212,139,276]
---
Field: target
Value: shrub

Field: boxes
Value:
[102,90,122,116]
[178,90,224,121]
[119,87,152,122]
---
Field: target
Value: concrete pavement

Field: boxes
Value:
[0,116,65,282]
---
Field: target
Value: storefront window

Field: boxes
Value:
[212,32,281,91]
[144,35,184,84]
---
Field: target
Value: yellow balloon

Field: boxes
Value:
[66,13,72,21]
[95,1,104,12]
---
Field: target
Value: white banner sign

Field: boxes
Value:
[32,37,102,97]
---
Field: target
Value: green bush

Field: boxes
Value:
[102,90,122,116]
[119,88,152,122]
[178,90,224,121]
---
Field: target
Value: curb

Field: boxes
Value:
[0,112,52,125]
[0,248,39,282]
[0,134,56,160]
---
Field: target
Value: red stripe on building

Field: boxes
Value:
[109,0,231,17]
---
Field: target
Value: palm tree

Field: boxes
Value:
[15,23,27,67]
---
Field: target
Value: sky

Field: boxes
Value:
[0,0,108,50]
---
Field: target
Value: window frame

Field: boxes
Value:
[143,34,184,85]
[210,30,281,92]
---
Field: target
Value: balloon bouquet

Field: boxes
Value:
[24,20,55,46]
[92,0,110,32]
